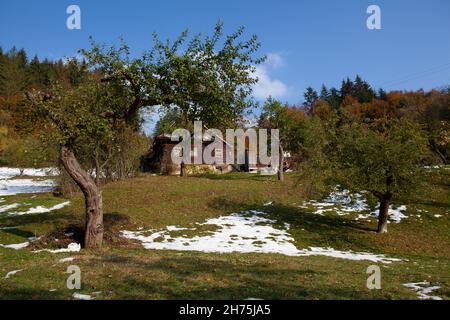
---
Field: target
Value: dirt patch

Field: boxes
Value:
[29,225,84,250]
[103,213,141,248]
[29,212,140,250]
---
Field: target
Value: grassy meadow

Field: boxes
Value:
[0,169,449,300]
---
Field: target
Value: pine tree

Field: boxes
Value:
[303,87,318,113]
[29,54,42,87]
[378,88,388,101]
[353,75,375,103]
[320,84,329,100]
[0,48,29,110]
[340,77,354,100]
[16,48,28,68]
[328,87,341,109]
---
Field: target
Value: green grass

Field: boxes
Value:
[0,169,449,300]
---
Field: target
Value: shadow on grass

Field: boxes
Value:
[0,228,35,239]
[100,254,376,300]
[0,211,80,227]
[407,198,450,210]
[0,253,374,299]
[0,288,68,300]
[0,210,132,249]
[191,172,277,182]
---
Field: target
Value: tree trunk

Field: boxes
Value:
[377,194,391,234]
[94,145,100,186]
[60,145,104,248]
[277,144,284,181]
[180,161,187,177]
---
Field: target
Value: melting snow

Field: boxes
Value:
[0,241,30,250]
[301,189,368,216]
[0,226,18,230]
[0,167,59,179]
[403,282,443,300]
[122,210,401,264]
[72,293,93,300]
[0,203,19,213]
[0,236,38,250]
[34,242,81,254]
[356,205,408,224]
[3,269,24,279]
[0,179,56,196]
[0,167,59,196]
[301,188,409,223]
[7,201,70,216]
[59,257,76,263]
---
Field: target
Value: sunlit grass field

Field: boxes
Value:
[0,169,449,300]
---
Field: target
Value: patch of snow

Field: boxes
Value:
[0,167,59,196]
[302,188,369,216]
[384,205,407,223]
[34,242,81,254]
[423,165,449,170]
[0,241,30,250]
[59,257,76,263]
[122,210,401,264]
[3,269,24,279]
[295,247,401,263]
[166,225,192,232]
[72,293,93,300]
[263,201,273,206]
[356,205,408,224]
[0,203,19,213]
[0,226,18,230]
[0,167,59,179]
[0,178,56,196]
[7,201,70,216]
[301,188,409,223]
[403,282,442,300]
[0,236,38,250]
[434,214,442,218]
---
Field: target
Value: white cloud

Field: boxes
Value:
[252,67,288,100]
[252,53,288,100]
[266,53,285,69]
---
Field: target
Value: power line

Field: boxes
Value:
[378,62,450,89]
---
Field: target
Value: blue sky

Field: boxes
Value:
[1,0,449,132]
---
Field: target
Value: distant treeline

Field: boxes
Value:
[0,47,87,168]
[1,46,449,169]
[300,76,449,163]
[0,46,86,130]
